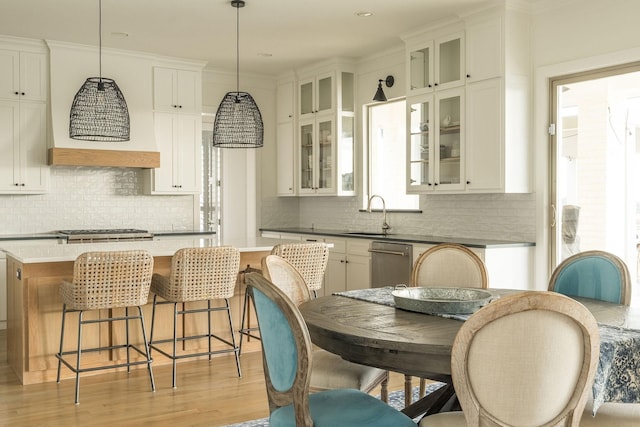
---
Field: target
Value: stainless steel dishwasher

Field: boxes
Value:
[369,241,413,288]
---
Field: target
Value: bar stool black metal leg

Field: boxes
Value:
[225,298,242,377]
[137,305,155,392]
[172,302,178,389]
[74,311,84,405]
[208,300,212,361]
[125,307,131,373]
[239,292,248,355]
[56,304,67,383]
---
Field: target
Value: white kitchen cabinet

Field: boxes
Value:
[465,16,502,83]
[298,115,335,195]
[153,67,200,114]
[0,96,48,193]
[297,66,354,196]
[407,87,465,193]
[464,9,531,193]
[0,49,47,102]
[144,112,201,194]
[298,71,334,119]
[0,45,48,194]
[406,31,465,96]
[276,79,296,196]
[323,237,370,296]
[146,64,203,195]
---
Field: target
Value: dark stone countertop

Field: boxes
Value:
[260,227,535,249]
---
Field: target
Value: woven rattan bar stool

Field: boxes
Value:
[149,246,241,388]
[238,242,329,355]
[55,250,156,404]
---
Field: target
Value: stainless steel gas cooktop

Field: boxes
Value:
[57,229,154,243]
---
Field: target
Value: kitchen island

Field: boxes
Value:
[4,238,277,385]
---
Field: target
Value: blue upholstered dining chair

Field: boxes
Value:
[244,272,417,427]
[548,250,632,306]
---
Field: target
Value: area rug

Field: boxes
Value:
[223,382,446,427]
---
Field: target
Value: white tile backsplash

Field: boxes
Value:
[261,193,536,242]
[0,167,197,234]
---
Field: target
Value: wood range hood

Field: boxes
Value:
[48,147,160,168]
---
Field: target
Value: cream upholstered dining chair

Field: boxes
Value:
[148,246,241,388]
[548,250,632,306]
[411,243,488,290]
[244,271,417,427]
[420,291,600,427]
[56,250,156,404]
[261,254,389,401]
[408,243,489,407]
[239,242,330,353]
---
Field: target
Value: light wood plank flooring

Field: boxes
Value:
[0,331,405,426]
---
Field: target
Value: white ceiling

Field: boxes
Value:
[0,0,522,76]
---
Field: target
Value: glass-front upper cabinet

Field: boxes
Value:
[407,32,464,95]
[299,72,334,119]
[407,87,464,193]
[436,88,464,190]
[297,67,354,196]
[298,117,336,195]
[337,115,354,193]
[407,96,433,191]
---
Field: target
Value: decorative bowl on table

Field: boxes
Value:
[392,287,494,315]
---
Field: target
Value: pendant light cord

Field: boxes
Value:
[99,0,102,82]
[235,1,240,96]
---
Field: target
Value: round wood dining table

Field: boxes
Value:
[298,288,640,418]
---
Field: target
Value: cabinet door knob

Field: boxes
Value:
[14,91,19,95]
[466,74,471,78]
[427,84,432,88]
[466,180,471,184]
[14,183,19,186]
[21,92,25,96]
[434,82,439,86]
[173,105,178,108]
[21,183,25,186]
[178,105,182,108]
[434,182,439,186]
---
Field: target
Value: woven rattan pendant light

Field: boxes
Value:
[69,0,130,142]
[212,0,264,148]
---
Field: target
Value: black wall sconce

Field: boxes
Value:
[373,75,395,102]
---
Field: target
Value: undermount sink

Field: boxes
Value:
[345,232,394,237]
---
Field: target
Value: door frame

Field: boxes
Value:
[534,47,640,290]
[548,61,640,271]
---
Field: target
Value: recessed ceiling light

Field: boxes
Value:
[258,52,273,57]
[110,32,129,38]
[355,11,373,18]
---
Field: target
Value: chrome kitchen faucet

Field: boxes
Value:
[367,195,391,234]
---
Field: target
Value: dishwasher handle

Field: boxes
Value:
[368,248,408,256]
